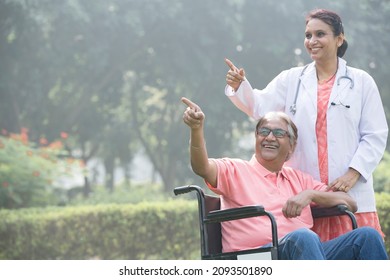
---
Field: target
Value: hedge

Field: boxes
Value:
[0,193,389,259]
[376,192,390,255]
[0,200,200,259]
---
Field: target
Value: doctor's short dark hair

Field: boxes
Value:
[305,8,348,58]
[255,112,298,146]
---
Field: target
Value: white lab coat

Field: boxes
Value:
[225,58,388,212]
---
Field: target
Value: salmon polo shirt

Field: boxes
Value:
[206,155,327,252]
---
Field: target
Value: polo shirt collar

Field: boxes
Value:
[249,154,289,180]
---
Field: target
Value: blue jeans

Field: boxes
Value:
[273,227,388,260]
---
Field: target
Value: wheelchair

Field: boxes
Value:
[174,184,358,260]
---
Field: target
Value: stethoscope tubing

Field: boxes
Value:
[290,64,354,115]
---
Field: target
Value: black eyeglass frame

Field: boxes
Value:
[257,127,290,138]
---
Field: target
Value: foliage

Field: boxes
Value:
[67,181,169,206]
[0,201,199,260]
[0,0,389,195]
[373,151,390,193]
[376,192,390,254]
[0,129,85,209]
[0,195,389,259]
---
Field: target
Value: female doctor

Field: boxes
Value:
[224,9,388,241]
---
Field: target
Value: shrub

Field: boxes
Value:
[0,200,199,259]
[0,129,84,209]
[68,181,168,206]
[376,192,390,255]
[374,151,390,193]
[0,194,388,259]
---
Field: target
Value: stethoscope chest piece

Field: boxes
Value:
[289,104,297,115]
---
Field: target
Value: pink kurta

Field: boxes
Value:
[311,75,385,241]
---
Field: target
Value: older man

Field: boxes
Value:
[181,97,388,260]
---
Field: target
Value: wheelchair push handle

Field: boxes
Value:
[173,185,203,196]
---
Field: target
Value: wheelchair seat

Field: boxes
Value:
[174,184,357,260]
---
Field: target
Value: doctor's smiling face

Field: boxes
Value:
[304,18,344,63]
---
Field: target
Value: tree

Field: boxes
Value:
[0,130,84,208]
[1,0,389,196]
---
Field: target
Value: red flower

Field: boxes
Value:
[20,127,28,134]
[48,141,63,149]
[60,132,68,139]
[40,137,48,145]
[40,152,50,159]
[20,128,29,144]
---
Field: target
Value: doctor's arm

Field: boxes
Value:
[224,58,257,118]
[224,58,290,120]
[329,74,388,193]
[225,58,245,91]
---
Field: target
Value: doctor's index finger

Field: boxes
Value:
[225,58,239,72]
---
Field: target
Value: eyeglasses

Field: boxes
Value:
[257,127,289,138]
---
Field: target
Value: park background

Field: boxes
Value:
[1,0,390,259]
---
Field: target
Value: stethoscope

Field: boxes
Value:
[290,64,354,115]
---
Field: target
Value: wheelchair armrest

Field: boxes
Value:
[205,205,279,250]
[205,205,266,223]
[311,204,349,218]
[311,204,358,229]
